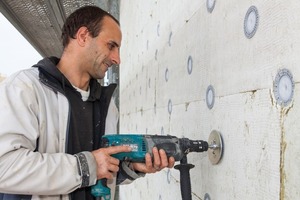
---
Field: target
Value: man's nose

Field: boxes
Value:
[111,49,121,65]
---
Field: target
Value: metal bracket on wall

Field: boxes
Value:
[208,130,224,165]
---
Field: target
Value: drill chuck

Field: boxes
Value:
[179,138,208,154]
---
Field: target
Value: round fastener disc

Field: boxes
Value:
[161,126,165,135]
[204,193,211,200]
[187,56,193,75]
[165,68,169,82]
[206,0,216,13]
[273,68,294,107]
[206,85,215,109]
[208,130,223,165]
[168,99,172,114]
[168,31,172,46]
[244,6,259,39]
[167,169,171,184]
[147,40,149,50]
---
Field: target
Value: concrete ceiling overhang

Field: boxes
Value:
[0,0,119,58]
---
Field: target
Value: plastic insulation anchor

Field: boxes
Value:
[174,156,195,200]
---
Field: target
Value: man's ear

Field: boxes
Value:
[76,27,90,47]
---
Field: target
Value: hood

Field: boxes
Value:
[33,57,103,101]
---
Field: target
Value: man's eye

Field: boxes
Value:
[108,43,115,50]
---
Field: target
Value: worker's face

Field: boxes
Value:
[86,17,121,79]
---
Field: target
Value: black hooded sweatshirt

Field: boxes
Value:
[37,57,117,200]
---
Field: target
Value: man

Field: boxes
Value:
[0,5,175,200]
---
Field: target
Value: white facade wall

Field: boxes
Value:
[118,1,300,199]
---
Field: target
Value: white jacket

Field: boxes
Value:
[0,59,142,200]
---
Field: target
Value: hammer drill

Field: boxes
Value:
[91,134,209,200]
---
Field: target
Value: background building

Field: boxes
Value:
[0,74,5,82]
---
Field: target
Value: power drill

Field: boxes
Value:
[91,134,209,200]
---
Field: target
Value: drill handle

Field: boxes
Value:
[91,179,111,200]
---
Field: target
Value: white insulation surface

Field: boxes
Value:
[118,0,300,199]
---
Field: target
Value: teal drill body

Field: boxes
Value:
[91,134,208,199]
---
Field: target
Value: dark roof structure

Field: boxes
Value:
[0,0,119,57]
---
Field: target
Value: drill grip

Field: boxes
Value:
[174,156,194,200]
[174,163,194,200]
[179,167,193,200]
[91,179,111,200]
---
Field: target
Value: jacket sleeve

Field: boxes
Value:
[0,72,96,195]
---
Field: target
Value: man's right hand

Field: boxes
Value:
[92,146,131,180]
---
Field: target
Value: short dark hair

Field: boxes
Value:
[61,5,119,48]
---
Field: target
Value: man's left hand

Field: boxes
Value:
[132,147,175,173]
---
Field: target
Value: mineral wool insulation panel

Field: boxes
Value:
[119,0,300,199]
